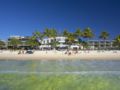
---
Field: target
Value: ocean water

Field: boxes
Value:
[0,59,120,90]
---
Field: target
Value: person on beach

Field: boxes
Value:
[74,50,78,54]
[22,48,25,54]
[68,51,72,55]
[18,50,21,54]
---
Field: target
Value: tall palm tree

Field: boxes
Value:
[82,27,94,49]
[63,29,69,37]
[26,36,40,49]
[63,30,77,49]
[74,28,82,38]
[50,29,57,49]
[67,33,76,44]
[74,28,82,44]
[33,31,44,44]
[99,31,109,49]
[44,28,58,49]
[50,29,57,38]
[99,31,109,40]
[65,32,76,49]
[113,35,120,49]
[44,28,52,38]
[82,27,94,40]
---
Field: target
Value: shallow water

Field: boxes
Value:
[0,60,120,73]
[0,59,120,90]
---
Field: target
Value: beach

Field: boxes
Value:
[0,50,120,60]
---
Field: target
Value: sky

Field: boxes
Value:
[0,0,120,40]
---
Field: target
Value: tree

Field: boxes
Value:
[50,40,60,49]
[33,31,44,41]
[99,31,109,40]
[113,35,120,49]
[82,27,94,50]
[49,29,57,49]
[99,31,109,49]
[32,31,44,46]
[63,29,69,37]
[65,33,76,49]
[44,28,57,38]
[44,28,58,49]
[44,28,52,38]
[50,29,57,38]
[81,41,88,50]
[74,28,82,38]
[68,33,76,44]
[26,36,40,49]
[0,40,5,49]
[63,30,77,49]
[8,38,22,49]
[74,28,82,44]
[82,27,94,40]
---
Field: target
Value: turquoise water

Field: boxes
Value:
[0,60,120,73]
[0,60,120,90]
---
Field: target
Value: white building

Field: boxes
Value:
[7,35,116,50]
[87,40,115,50]
[39,36,80,50]
[40,36,67,45]
[39,36,68,49]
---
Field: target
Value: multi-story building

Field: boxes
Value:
[39,36,80,50]
[39,36,67,44]
[0,40,7,49]
[87,40,115,50]
[7,36,30,49]
[6,35,116,50]
[39,36,69,50]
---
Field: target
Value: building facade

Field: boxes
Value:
[87,40,115,50]
[7,36,31,49]
[6,35,116,50]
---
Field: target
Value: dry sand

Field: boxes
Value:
[0,50,120,60]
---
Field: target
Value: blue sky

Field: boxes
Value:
[0,0,120,40]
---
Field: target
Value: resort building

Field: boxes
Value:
[5,35,116,50]
[7,36,31,49]
[87,40,115,50]
[39,36,69,50]
[39,36,81,50]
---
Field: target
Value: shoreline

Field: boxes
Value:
[0,50,120,60]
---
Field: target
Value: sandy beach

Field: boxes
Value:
[0,50,120,60]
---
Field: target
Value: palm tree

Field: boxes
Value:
[44,28,58,49]
[99,31,109,49]
[44,28,52,38]
[68,33,76,44]
[81,41,88,50]
[63,30,77,49]
[50,29,57,49]
[26,36,40,49]
[82,27,94,40]
[65,32,76,50]
[63,29,69,37]
[8,38,22,50]
[74,28,82,38]
[74,28,82,44]
[82,27,94,49]
[99,31,109,40]
[33,31,44,45]
[113,35,120,49]
[50,28,57,38]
